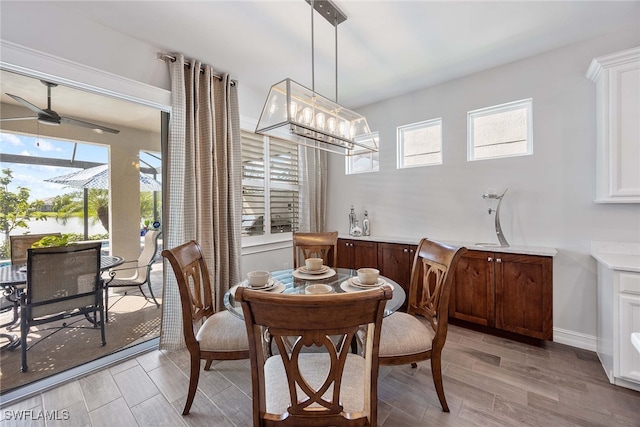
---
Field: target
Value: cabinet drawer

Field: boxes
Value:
[620,272,640,295]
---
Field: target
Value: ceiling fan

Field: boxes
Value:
[1,80,120,134]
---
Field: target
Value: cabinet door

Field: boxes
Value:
[618,294,640,383]
[352,240,377,270]
[450,251,494,326]
[495,254,553,340]
[336,239,354,269]
[377,243,414,308]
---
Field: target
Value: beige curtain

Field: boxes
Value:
[298,146,327,232]
[160,53,242,350]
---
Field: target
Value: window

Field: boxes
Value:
[397,119,442,168]
[241,130,299,238]
[346,132,380,174]
[468,98,532,161]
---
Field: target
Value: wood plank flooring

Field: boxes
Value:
[2,324,639,426]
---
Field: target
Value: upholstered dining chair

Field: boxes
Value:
[161,240,250,415]
[105,229,161,316]
[378,238,467,412]
[292,231,338,268]
[236,283,392,427]
[20,241,105,372]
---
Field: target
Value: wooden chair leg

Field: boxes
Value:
[183,354,201,415]
[204,360,213,370]
[431,355,449,412]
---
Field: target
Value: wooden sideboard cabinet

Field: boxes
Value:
[336,238,377,270]
[377,242,417,310]
[451,250,553,340]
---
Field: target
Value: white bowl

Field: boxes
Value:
[357,268,379,285]
[305,284,333,295]
[247,270,270,287]
[305,257,324,271]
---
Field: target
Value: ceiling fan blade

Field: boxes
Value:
[0,117,37,122]
[6,93,52,117]
[60,116,120,134]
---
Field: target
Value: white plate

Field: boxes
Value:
[263,282,285,293]
[340,280,393,293]
[243,278,276,291]
[297,265,330,275]
[235,280,285,294]
[292,268,337,280]
[348,277,386,289]
[305,284,333,295]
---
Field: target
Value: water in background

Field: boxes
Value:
[1,217,107,244]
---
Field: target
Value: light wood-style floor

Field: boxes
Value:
[2,324,639,426]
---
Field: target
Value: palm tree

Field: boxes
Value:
[54,189,110,232]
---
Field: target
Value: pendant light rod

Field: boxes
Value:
[311,0,315,92]
[335,15,338,102]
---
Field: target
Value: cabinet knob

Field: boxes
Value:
[496,258,502,263]
[403,248,408,253]
[488,257,493,262]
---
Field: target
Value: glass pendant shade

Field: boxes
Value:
[255,79,378,155]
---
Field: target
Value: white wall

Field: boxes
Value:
[326,26,640,349]
[3,1,639,349]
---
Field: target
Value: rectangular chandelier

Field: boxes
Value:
[255,79,378,155]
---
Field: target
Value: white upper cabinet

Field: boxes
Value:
[587,47,640,203]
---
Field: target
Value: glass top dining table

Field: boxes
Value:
[224,267,406,319]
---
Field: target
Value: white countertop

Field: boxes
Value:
[591,241,640,272]
[338,234,558,257]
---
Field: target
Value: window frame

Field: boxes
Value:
[396,118,443,169]
[467,98,533,162]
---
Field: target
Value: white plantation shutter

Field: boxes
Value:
[241,130,299,237]
[241,131,266,236]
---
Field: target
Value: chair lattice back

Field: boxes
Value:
[162,241,214,343]
[237,285,392,426]
[292,231,338,268]
[407,238,468,338]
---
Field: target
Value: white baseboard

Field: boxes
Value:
[553,327,597,352]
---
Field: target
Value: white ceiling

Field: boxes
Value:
[1,1,639,132]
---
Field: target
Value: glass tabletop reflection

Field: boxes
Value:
[224,267,406,319]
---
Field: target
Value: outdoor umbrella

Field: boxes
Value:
[45,164,162,239]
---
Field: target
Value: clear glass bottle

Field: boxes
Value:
[351,219,363,237]
[362,210,370,236]
[349,205,356,236]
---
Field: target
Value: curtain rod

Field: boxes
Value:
[157,53,237,86]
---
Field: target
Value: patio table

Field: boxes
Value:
[0,255,124,350]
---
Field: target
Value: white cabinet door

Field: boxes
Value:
[619,294,640,383]
[587,46,640,203]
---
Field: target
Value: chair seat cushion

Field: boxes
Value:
[379,312,435,357]
[264,353,366,415]
[196,310,249,352]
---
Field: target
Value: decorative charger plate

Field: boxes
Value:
[292,268,336,280]
[242,278,277,290]
[297,265,331,275]
[232,280,285,296]
[340,280,393,293]
[347,277,386,289]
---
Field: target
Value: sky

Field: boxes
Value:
[0,131,160,202]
